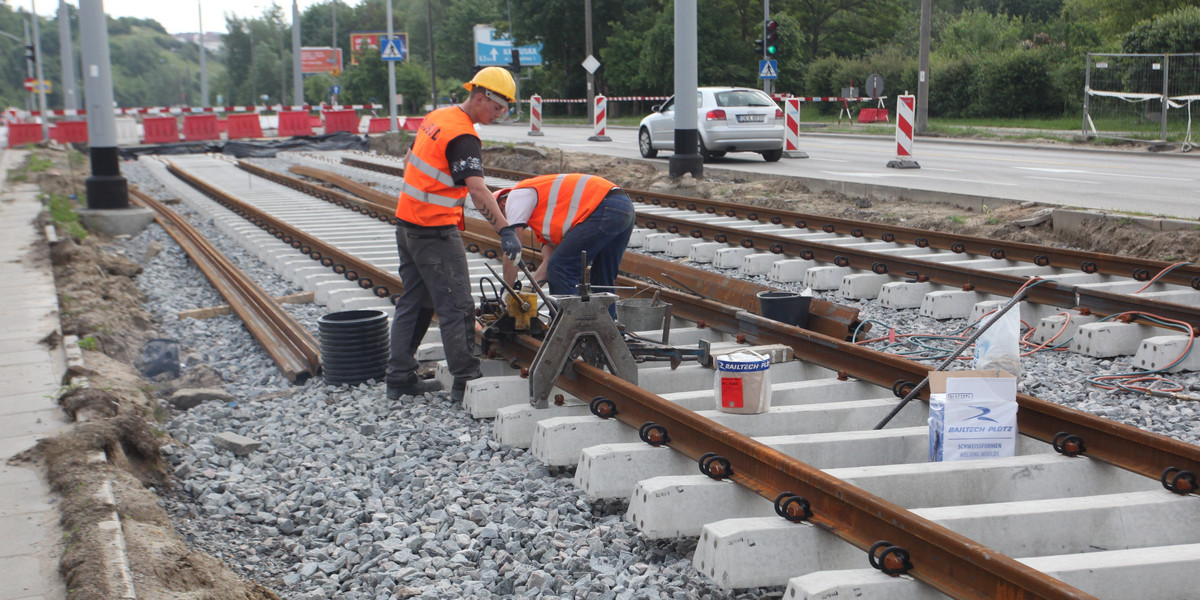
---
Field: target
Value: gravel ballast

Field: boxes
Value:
[120,154,1200,599]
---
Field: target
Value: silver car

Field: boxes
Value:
[638,86,785,162]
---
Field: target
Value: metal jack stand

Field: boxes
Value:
[529,253,638,408]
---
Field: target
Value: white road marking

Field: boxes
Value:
[1025,176,1095,184]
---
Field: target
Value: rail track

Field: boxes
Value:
[138,151,1200,599]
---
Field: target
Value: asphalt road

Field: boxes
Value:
[478,122,1200,220]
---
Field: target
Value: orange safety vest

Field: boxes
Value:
[515,174,617,246]
[395,107,477,228]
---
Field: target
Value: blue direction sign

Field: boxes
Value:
[758,60,778,80]
[473,25,542,67]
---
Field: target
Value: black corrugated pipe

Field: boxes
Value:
[318,310,389,386]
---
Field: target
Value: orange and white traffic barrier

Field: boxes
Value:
[588,95,611,142]
[529,94,544,137]
[887,94,920,169]
[783,98,808,159]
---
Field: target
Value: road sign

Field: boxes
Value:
[331,85,341,95]
[758,60,778,80]
[474,25,542,67]
[582,55,601,74]
[349,32,408,65]
[865,73,884,99]
[381,37,405,61]
[23,78,35,91]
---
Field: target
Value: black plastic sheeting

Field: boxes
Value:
[118,131,369,160]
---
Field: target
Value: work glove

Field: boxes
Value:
[499,226,522,261]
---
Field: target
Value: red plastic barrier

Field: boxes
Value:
[367,117,397,133]
[7,123,45,147]
[322,109,358,134]
[858,108,890,123]
[278,111,313,137]
[182,114,220,141]
[401,117,424,131]
[142,116,180,144]
[227,113,263,139]
[51,120,88,144]
[218,119,228,133]
[310,115,323,128]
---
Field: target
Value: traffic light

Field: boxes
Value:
[24,44,35,63]
[765,20,779,56]
[754,38,764,58]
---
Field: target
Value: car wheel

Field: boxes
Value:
[761,149,783,162]
[710,151,727,158]
[638,128,658,158]
[698,137,712,162]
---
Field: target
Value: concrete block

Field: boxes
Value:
[688,242,731,264]
[1133,335,1200,372]
[1027,311,1099,347]
[627,228,653,248]
[696,518,864,589]
[644,233,680,253]
[493,403,591,448]
[338,296,394,313]
[768,259,816,283]
[1024,544,1200,600]
[76,207,156,237]
[299,273,344,295]
[1071,321,1146,358]
[314,279,361,305]
[920,290,987,320]
[212,432,263,455]
[838,273,892,300]
[665,237,706,258]
[877,281,935,309]
[713,247,755,269]
[628,475,771,539]
[326,287,373,312]
[803,266,853,291]
[740,253,782,276]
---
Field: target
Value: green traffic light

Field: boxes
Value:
[767,45,777,55]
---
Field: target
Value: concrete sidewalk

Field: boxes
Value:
[0,148,70,600]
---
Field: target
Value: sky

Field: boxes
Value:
[18,0,363,35]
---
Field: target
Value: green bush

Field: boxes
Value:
[970,48,1065,117]
[929,58,976,118]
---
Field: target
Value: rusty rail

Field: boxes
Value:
[129,187,321,383]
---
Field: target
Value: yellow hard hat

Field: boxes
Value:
[463,67,516,103]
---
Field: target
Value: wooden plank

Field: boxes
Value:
[178,291,316,320]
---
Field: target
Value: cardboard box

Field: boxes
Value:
[928,370,1018,462]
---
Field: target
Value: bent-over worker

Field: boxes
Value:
[494,173,636,316]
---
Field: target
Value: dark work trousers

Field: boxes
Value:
[386,223,482,385]
[543,191,637,317]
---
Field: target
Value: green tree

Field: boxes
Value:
[1122,5,1200,53]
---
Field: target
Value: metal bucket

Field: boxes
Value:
[616,297,672,342]
[756,290,811,328]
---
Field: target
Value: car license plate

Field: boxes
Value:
[736,114,765,123]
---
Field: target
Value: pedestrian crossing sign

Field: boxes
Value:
[381,38,405,61]
[758,60,778,80]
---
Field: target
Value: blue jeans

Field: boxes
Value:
[545,191,636,316]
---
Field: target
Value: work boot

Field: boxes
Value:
[450,376,480,402]
[387,376,443,401]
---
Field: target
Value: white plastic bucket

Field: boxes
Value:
[714,350,771,414]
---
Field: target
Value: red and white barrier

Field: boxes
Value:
[12,103,383,119]
[783,98,807,159]
[588,95,611,142]
[528,95,544,137]
[887,94,920,169]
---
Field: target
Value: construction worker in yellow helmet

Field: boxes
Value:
[387,65,520,403]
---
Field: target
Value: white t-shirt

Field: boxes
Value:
[504,187,539,227]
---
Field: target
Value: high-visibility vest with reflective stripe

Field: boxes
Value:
[516,174,617,246]
[395,106,476,228]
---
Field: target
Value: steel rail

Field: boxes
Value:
[632,211,1200,328]
[128,187,321,383]
[197,158,1200,478]
[622,190,1200,289]
[347,156,1200,290]
[490,330,1100,600]
[164,161,405,303]
[167,156,1200,598]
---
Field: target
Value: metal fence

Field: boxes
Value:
[1083,53,1199,148]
